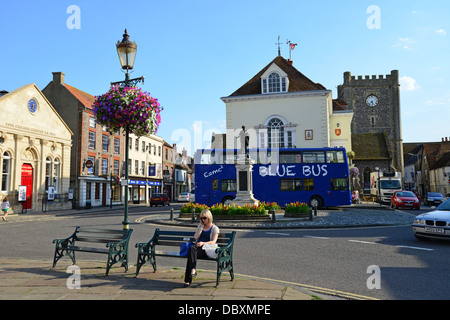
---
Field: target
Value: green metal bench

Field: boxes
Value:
[52,226,133,276]
[135,228,236,286]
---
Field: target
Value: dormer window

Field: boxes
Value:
[262,72,287,94]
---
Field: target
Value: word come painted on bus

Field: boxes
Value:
[203,165,224,178]
[259,164,328,177]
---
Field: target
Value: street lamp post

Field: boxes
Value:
[114,29,144,230]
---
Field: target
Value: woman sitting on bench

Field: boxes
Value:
[184,209,220,287]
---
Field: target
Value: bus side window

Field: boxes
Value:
[331,178,348,191]
[280,153,302,164]
[221,179,237,192]
[212,179,219,190]
[303,178,315,191]
[326,151,345,163]
[303,152,325,163]
[280,179,302,191]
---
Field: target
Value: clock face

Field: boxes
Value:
[366,95,379,107]
[28,99,38,113]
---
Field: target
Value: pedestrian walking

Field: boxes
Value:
[183,209,220,287]
[2,196,10,221]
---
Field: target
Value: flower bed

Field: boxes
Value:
[259,201,281,212]
[179,202,208,214]
[210,203,267,216]
[179,202,269,220]
[284,202,310,217]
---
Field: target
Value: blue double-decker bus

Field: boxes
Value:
[194,148,351,208]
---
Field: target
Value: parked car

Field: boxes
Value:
[150,193,170,206]
[423,192,444,206]
[412,198,450,241]
[390,191,420,210]
[177,192,191,202]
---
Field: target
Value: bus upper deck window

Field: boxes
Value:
[303,152,325,163]
[326,151,345,163]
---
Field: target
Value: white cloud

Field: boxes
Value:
[400,76,419,91]
[393,37,416,50]
[436,29,447,35]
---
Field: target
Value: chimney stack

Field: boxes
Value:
[52,72,65,85]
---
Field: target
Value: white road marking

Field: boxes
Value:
[396,245,434,251]
[303,235,330,240]
[266,232,290,236]
[348,240,378,245]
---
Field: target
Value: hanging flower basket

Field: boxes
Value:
[350,167,360,177]
[93,85,162,137]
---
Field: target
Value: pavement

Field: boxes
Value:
[0,202,419,301]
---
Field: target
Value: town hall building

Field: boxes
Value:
[219,55,354,153]
[0,84,73,213]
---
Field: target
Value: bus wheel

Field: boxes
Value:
[309,196,323,209]
[222,197,234,206]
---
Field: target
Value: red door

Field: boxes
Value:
[21,164,33,209]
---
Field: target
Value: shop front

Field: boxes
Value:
[128,179,162,204]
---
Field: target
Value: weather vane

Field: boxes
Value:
[286,40,298,60]
[275,35,282,56]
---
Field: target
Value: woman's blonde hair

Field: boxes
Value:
[200,209,213,224]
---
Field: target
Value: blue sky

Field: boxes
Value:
[1,0,449,154]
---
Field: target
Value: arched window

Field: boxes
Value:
[45,157,52,191]
[1,152,11,192]
[268,73,281,93]
[262,72,288,94]
[53,158,60,193]
[268,118,285,148]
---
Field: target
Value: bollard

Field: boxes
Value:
[314,204,317,216]
[271,209,276,223]
[309,207,313,221]
[170,208,174,221]
[192,208,196,223]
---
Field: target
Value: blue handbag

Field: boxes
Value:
[179,242,193,257]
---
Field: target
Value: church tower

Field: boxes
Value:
[337,70,404,184]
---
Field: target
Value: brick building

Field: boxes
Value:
[43,72,125,208]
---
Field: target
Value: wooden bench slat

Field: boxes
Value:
[77,228,128,235]
[75,237,123,244]
[154,250,181,256]
[70,246,109,253]
[77,231,125,237]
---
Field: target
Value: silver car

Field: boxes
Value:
[413,199,450,241]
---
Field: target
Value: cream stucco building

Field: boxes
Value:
[128,133,164,204]
[0,84,73,213]
[220,56,353,152]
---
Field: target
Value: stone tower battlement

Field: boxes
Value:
[342,70,399,87]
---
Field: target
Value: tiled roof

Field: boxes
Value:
[63,84,96,109]
[432,151,450,169]
[332,98,349,111]
[228,56,327,97]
